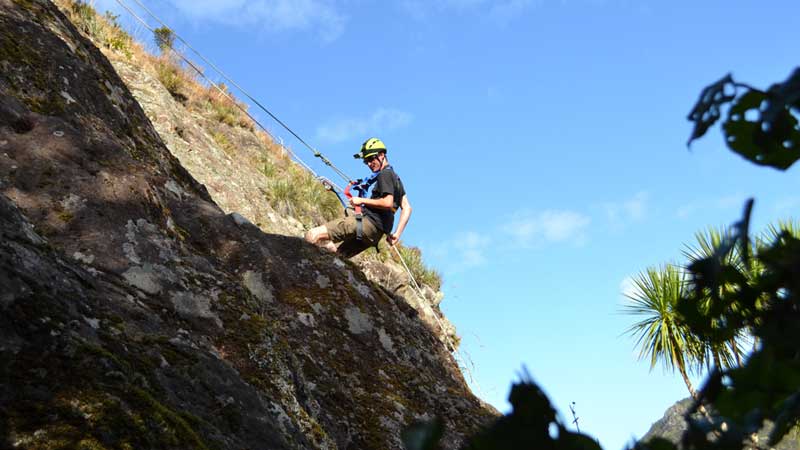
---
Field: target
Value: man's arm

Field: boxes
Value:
[387,195,412,245]
[350,194,394,210]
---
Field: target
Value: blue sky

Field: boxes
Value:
[97,0,799,448]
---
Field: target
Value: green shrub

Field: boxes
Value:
[296,171,342,223]
[315,187,343,222]
[67,3,132,58]
[155,59,187,101]
[211,132,234,154]
[71,1,102,38]
[204,85,249,128]
[265,177,298,217]
[396,245,442,291]
[209,100,239,127]
[261,158,277,178]
[106,34,132,58]
[100,12,132,57]
[262,166,343,227]
[153,26,174,53]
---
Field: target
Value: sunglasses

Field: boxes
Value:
[363,155,378,164]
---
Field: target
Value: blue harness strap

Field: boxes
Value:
[345,167,388,241]
[353,171,380,198]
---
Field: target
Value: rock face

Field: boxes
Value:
[641,398,800,450]
[640,399,696,446]
[108,56,308,238]
[358,259,456,348]
[0,1,496,449]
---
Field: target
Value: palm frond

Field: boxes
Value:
[682,226,743,269]
[761,218,800,247]
[621,265,698,373]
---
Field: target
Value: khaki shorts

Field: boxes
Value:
[324,212,383,258]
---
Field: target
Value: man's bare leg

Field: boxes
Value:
[305,225,328,244]
[305,225,337,252]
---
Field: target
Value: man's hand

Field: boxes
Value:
[349,196,365,207]
[386,233,400,246]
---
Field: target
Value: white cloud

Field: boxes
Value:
[488,0,538,22]
[716,194,748,210]
[166,0,346,42]
[455,231,491,267]
[675,193,748,220]
[619,276,638,304]
[602,191,649,226]
[400,0,539,21]
[315,108,413,144]
[429,231,491,273]
[503,209,591,245]
[676,203,698,219]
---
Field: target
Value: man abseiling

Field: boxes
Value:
[305,137,411,258]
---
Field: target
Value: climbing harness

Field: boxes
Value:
[342,171,379,240]
[343,182,365,241]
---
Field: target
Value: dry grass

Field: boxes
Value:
[60,0,250,128]
[58,0,135,59]
[261,158,277,179]
[196,85,253,129]
[258,131,290,162]
[211,131,235,154]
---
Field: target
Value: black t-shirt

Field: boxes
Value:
[363,166,405,234]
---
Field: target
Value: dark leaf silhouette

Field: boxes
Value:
[688,68,800,170]
[687,74,735,145]
[723,90,800,170]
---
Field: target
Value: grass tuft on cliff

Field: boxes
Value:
[395,245,443,292]
[68,1,134,59]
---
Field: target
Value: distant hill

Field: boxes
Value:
[641,398,800,450]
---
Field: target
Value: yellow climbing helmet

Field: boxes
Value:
[353,137,387,159]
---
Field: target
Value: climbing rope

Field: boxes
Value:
[117,0,353,187]
[390,244,481,389]
[390,246,463,352]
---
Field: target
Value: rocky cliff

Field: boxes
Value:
[641,398,800,449]
[0,1,496,448]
